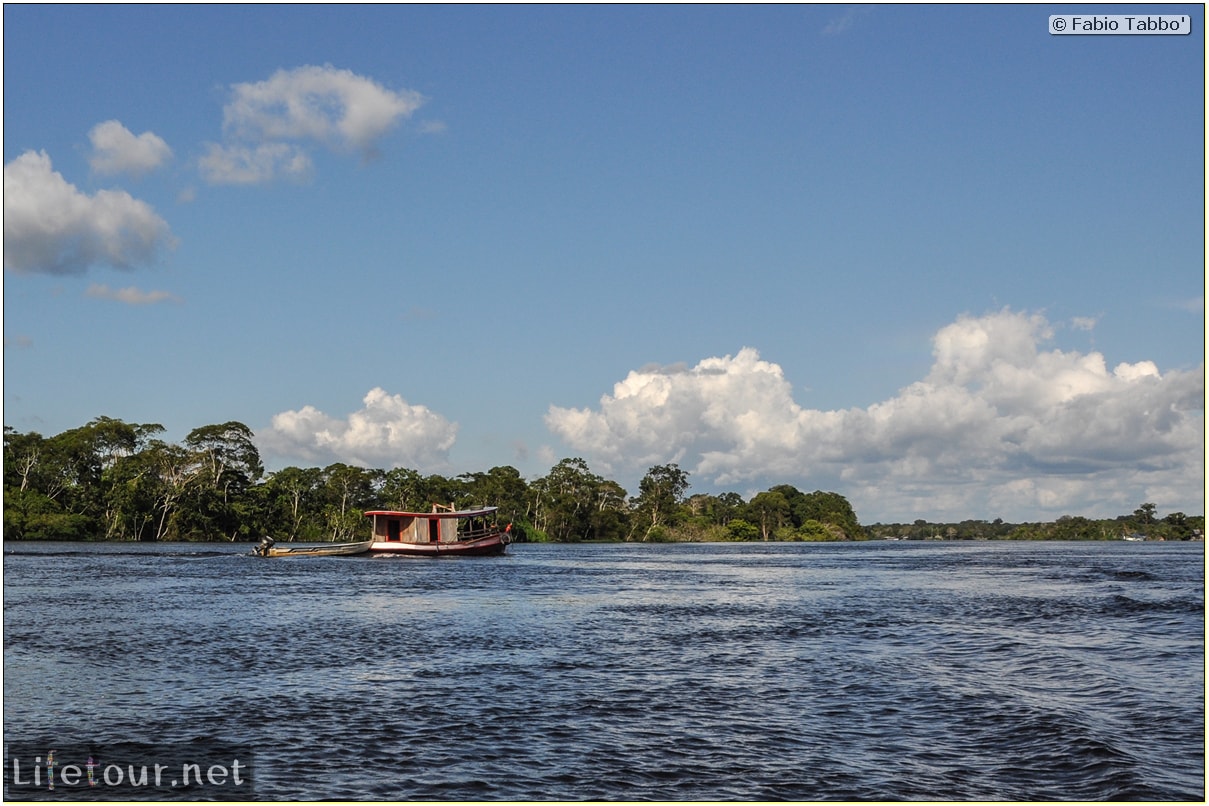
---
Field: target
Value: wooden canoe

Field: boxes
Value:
[254,539,373,558]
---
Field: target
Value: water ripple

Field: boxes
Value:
[3,541,1203,800]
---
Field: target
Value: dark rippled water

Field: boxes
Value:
[4,540,1204,800]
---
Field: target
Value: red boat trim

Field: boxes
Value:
[364,507,498,519]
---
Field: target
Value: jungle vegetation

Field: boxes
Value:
[3,418,1200,543]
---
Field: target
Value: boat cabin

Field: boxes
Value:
[365,506,500,545]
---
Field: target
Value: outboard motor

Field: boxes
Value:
[255,535,275,556]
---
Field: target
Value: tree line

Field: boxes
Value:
[6,417,1200,543]
[3,417,865,543]
[867,502,1204,542]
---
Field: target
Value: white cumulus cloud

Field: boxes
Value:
[258,387,458,471]
[199,64,423,186]
[3,150,176,275]
[224,64,423,152]
[546,309,1204,521]
[88,120,173,177]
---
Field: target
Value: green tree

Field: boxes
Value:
[797,518,846,541]
[746,491,790,541]
[185,422,263,504]
[726,518,760,541]
[420,473,464,511]
[685,492,744,526]
[4,427,46,493]
[632,463,690,540]
[320,463,376,542]
[1161,512,1202,540]
[143,440,194,541]
[531,458,592,541]
[3,488,91,540]
[794,489,864,540]
[97,419,166,539]
[1133,502,1158,526]
[459,465,529,524]
[378,467,428,511]
[176,422,264,540]
[2,429,72,539]
[530,458,627,542]
[104,448,162,541]
[262,466,324,541]
[7,418,161,538]
[590,478,630,541]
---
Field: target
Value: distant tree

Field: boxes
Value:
[1133,502,1158,525]
[185,422,263,502]
[104,448,161,541]
[4,427,45,493]
[797,519,836,541]
[726,518,760,541]
[590,478,630,542]
[531,458,598,542]
[422,473,464,510]
[1163,512,1193,540]
[262,466,324,541]
[320,463,376,541]
[459,465,528,523]
[717,492,745,522]
[794,489,863,540]
[632,464,690,540]
[747,491,790,541]
[145,440,193,541]
[179,422,264,540]
[378,467,428,511]
[685,491,745,526]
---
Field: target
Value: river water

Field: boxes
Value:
[3,540,1204,800]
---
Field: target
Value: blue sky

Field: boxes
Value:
[4,4,1204,522]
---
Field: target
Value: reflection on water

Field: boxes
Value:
[4,540,1204,800]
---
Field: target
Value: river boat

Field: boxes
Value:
[364,505,510,557]
[253,537,373,557]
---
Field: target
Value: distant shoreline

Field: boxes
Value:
[5,419,1202,544]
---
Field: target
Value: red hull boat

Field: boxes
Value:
[364,505,510,557]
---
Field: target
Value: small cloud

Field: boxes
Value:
[85,283,182,305]
[4,150,176,275]
[177,186,197,204]
[225,63,423,151]
[822,6,872,36]
[199,64,425,186]
[418,120,447,135]
[88,120,173,177]
[1070,315,1099,331]
[198,142,313,186]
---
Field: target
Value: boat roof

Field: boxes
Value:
[364,507,499,519]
